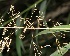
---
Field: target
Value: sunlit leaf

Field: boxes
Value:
[50,43,70,56]
[35,25,70,37]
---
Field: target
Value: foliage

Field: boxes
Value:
[0,0,70,56]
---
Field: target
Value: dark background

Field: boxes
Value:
[0,0,70,56]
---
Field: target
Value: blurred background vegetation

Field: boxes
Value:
[0,0,70,56]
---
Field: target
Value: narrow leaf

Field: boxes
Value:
[35,25,70,37]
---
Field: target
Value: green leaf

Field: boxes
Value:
[39,0,48,27]
[0,53,2,56]
[39,0,46,16]
[35,25,70,37]
[15,16,25,56]
[16,36,22,56]
[50,43,70,56]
